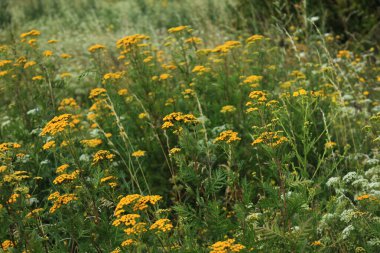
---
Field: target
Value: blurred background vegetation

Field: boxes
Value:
[1,0,379,48]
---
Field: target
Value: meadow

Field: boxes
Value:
[0,0,379,252]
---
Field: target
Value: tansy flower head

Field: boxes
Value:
[168,25,189,33]
[214,130,241,144]
[88,44,106,53]
[132,150,146,157]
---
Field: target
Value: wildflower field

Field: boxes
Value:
[0,0,380,252]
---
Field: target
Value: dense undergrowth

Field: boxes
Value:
[0,1,380,252]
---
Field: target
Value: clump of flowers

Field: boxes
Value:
[168,25,190,33]
[220,105,236,113]
[214,130,241,144]
[89,88,107,99]
[48,192,78,213]
[131,150,146,158]
[88,44,106,53]
[161,112,198,131]
[58,98,79,111]
[150,218,173,233]
[252,131,288,148]
[80,138,103,148]
[40,114,75,136]
[209,238,245,253]
[53,170,79,184]
[92,150,115,164]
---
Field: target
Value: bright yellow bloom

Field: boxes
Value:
[56,164,70,174]
[89,88,107,99]
[24,61,37,69]
[324,141,336,149]
[214,130,241,144]
[40,114,74,136]
[60,53,72,59]
[220,105,236,113]
[118,88,128,96]
[311,240,322,246]
[43,50,53,57]
[43,140,56,150]
[92,150,115,164]
[20,29,41,38]
[116,34,149,49]
[209,238,245,253]
[246,34,264,43]
[88,44,106,53]
[132,150,146,157]
[60,72,71,78]
[168,25,189,33]
[32,75,44,81]
[48,39,58,44]
[53,170,79,184]
[48,192,77,213]
[169,147,181,155]
[150,218,173,232]
[103,72,123,80]
[81,139,103,148]
[159,73,172,80]
[58,98,79,111]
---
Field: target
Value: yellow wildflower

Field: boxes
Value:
[88,44,106,53]
[168,25,189,33]
[132,150,146,157]
[42,140,56,150]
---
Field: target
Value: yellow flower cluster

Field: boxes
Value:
[58,98,79,111]
[0,60,12,67]
[242,75,263,86]
[252,131,288,148]
[214,130,241,144]
[212,41,241,53]
[116,34,149,49]
[80,138,103,148]
[149,218,173,233]
[337,50,351,59]
[292,88,307,97]
[0,142,21,153]
[7,193,20,204]
[114,194,162,217]
[24,61,36,69]
[103,72,124,80]
[43,50,53,57]
[53,170,79,184]
[246,34,264,43]
[88,44,106,53]
[324,141,336,149]
[56,164,69,174]
[162,112,198,129]
[43,140,56,150]
[1,240,14,250]
[185,37,202,44]
[356,194,377,201]
[48,192,77,213]
[131,150,146,157]
[169,147,181,155]
[3,171,30,183]
[220,105,236,113]
[209,238,245,253]
[92,150,115,164]
[40,114,74,136]
[192,65,211,74]
[89,88,107,100]
[112,213,141,227]
[168,25,189,33]
[20,29,41,38]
